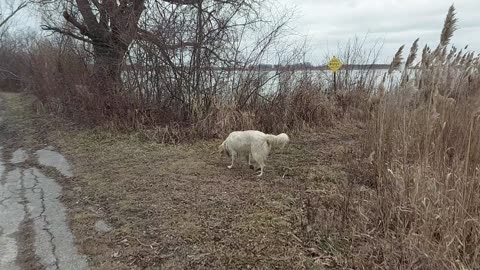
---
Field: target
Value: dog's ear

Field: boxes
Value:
[218,143,231,157]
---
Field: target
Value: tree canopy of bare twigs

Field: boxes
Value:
[37,0,264,93]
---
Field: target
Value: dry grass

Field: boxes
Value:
[0,92,363,269]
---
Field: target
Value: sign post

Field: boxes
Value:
[327,56,343,92]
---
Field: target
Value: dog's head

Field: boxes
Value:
[218,142,230,157]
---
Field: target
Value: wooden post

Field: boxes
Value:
[333,71,337,93]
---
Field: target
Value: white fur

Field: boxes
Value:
[219,130,289,177]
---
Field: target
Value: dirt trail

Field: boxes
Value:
[0,97,89,270]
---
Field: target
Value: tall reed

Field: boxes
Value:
[356,5,480,269]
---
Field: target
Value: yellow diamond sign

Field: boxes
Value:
[328,56,343,72]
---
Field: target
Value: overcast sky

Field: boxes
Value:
[6,0,480,65]
[276,0,480,64]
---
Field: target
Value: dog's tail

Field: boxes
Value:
[265,133,289,149]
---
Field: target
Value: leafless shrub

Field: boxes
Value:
[14,0,384,141]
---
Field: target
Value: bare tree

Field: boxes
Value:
[30,0,302,132]
[38,0,222,91]
[40,0,144,90]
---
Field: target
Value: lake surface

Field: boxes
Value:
[121,68,402,97]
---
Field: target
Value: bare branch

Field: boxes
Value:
[163,0,200,5]
[0,68,22,81]
[137,28,198,49]
[74,0,103,36]
[90,0,101,9]
[62,10,91,37]
[0,1,28,29]
[90,0,108,26]
[40,24,93,43]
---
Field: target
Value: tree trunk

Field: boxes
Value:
[92,43,126,92]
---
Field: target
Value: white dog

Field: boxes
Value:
[219,130,289,177]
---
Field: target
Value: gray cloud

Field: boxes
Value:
[7,0,479,65]
[278,0,480,64]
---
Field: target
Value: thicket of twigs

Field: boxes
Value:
[0,2,384,142]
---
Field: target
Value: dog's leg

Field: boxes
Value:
[228,151,236,169]
[252,150,266,177]
[248,153,255,170]
[256,162,265,177]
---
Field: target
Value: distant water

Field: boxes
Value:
[230,69,399,94]
[121,68,402,96]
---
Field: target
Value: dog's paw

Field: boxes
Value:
[227,165,233,169]
[253,170,263,177]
